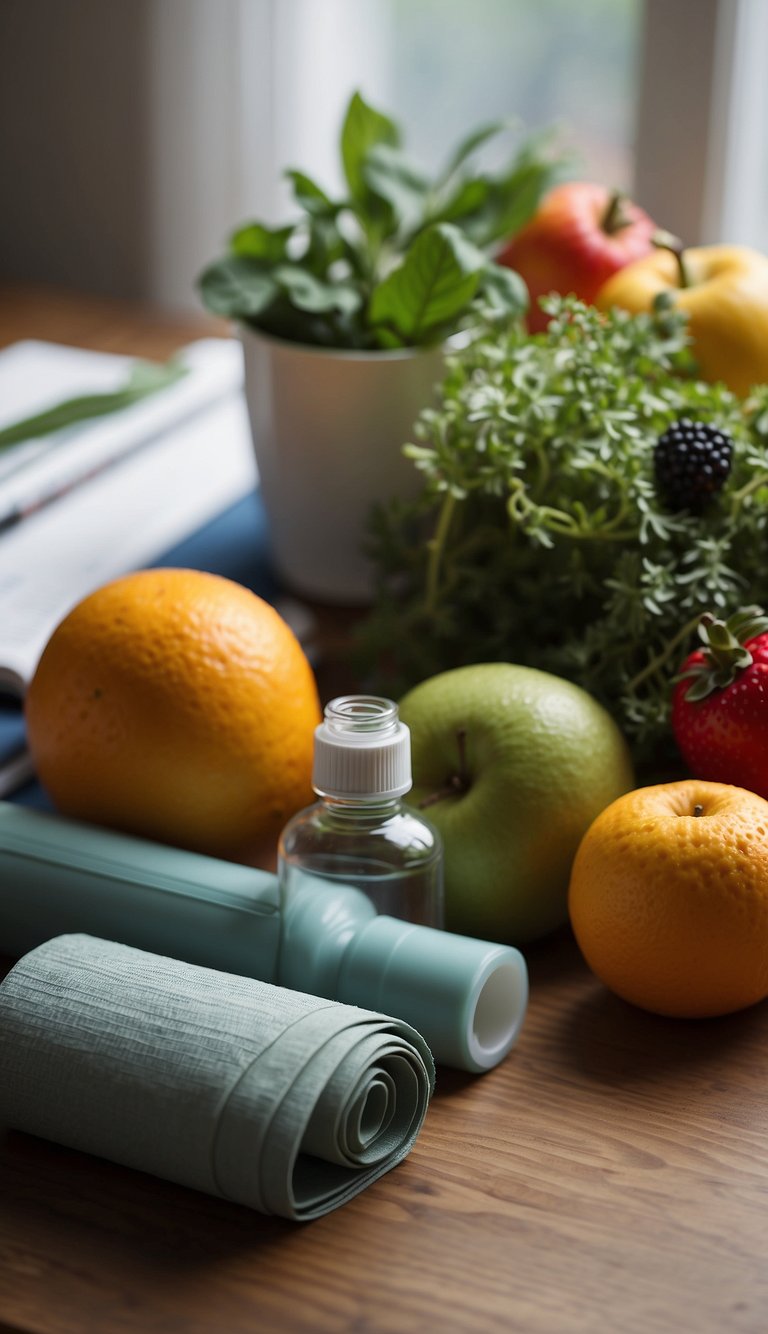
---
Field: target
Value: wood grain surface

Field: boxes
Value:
[1,288,767,1334]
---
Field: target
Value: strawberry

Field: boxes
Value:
[671,606,768,798]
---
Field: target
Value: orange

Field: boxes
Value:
[568,780,768,1018]
[25,569,321,861]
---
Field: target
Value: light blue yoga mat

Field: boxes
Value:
[0,934,434,1220]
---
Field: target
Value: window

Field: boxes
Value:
[3,0,764,309]
[635,0,768,250]
[381,0,641,189]
[248,0,767,263]
[249,0,641,211]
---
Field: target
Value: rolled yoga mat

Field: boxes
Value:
[0,934,434,1221]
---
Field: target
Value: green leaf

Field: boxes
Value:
[198,256,277,318]
[368,223,486,343]
[229,221,294,261]
[341,91,400,202]
[252,296,359,348]
[429,128,572,249]
[453,130,572,248]
[478,263,528,319]
[0,360,187,450]
[274,265,362,316]
[303,215,348,275]
[436,119,515,186]
[469,158,564,248]
[373,325,407,350]
[362,144,429,230]
[285,170,338,218]
[430,177,489,227]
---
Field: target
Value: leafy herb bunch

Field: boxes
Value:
[359,297,768,768]
[199,92,568,349]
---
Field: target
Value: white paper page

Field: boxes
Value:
[0,391,258,693]
[0,338,244,524]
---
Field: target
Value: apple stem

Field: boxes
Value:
[418,726,471,810]
[455,725,468,777]
[600,190,633,235]
[651,230,693,289]
[693,803,704,817]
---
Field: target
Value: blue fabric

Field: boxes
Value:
[0,712,26,764]
[6,488,277,807]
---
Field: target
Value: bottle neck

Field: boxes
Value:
[314,793,404,821]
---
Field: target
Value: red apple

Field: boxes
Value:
[497,181,658,332]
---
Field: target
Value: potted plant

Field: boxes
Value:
[199,92,566,603]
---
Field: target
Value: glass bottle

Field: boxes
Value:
[278,695,444,928]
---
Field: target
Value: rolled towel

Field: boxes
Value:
[0,934,434,1220]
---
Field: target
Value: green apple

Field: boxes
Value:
[399,663,634,944]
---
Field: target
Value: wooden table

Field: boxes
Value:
[1,288,768,1334]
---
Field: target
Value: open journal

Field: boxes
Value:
[0,337,257,694]
[0,336,260,796]
[0,338,244,527]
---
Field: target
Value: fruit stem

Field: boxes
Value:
[730,470,768,514]
[652,230,693,289]
[418,726,471,809]
[600,190,633,235]
[425,492,456,615]
[626,612,702,695]
[693,803,704,817]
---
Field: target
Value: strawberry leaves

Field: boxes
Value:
[674,607,768,701]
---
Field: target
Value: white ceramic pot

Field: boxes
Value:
[240,326,446,604]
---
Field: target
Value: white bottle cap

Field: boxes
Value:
[312,696,412,800]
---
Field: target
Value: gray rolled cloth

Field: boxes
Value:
[0,934,434,1220]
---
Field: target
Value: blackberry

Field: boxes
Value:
[654,418,734,513]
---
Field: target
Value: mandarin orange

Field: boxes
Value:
[25,569,321,860]
[568,780,768,1017]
